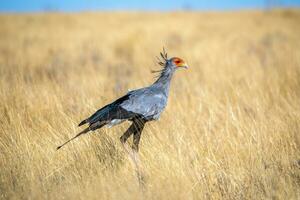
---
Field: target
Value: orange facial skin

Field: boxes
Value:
[172,57,188,68]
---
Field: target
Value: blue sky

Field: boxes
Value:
[1,0,300,12]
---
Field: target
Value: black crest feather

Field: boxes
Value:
[152,48,169,77]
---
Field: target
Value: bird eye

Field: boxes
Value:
[174,59,180,64]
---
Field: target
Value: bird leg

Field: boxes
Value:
[120,119,145,151]
[120,122,137,161]
[132,131,142,152]
[120,119,146,187]
[132,120,145,152]
[120,123,136,144]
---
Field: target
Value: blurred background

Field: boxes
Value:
[1,1,300,200]
[1,0,300,12]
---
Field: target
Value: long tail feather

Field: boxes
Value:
[78,119,88,126]
[56,127,90,150]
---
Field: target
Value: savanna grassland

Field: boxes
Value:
[0,9,300,200]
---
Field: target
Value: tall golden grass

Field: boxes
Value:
[0,9,300,199]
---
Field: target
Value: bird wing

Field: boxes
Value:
[78,86,167,128]
[78,93,139,127]
[120,87,167,120]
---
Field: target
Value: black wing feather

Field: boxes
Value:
[78,94,134,127]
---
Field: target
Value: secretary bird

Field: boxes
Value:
[57,50,188,152]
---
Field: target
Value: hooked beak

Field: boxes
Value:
[183,64,188,69]
[178,62,189,69]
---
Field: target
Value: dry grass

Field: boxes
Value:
[1,9,300,200]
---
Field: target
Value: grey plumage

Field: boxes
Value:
[57,50,188,151]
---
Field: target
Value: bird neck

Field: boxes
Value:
[153,67,174,94]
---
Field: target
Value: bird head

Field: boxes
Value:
[156,49,189,71]
[169,57,189,69]
[152,49,188,82]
